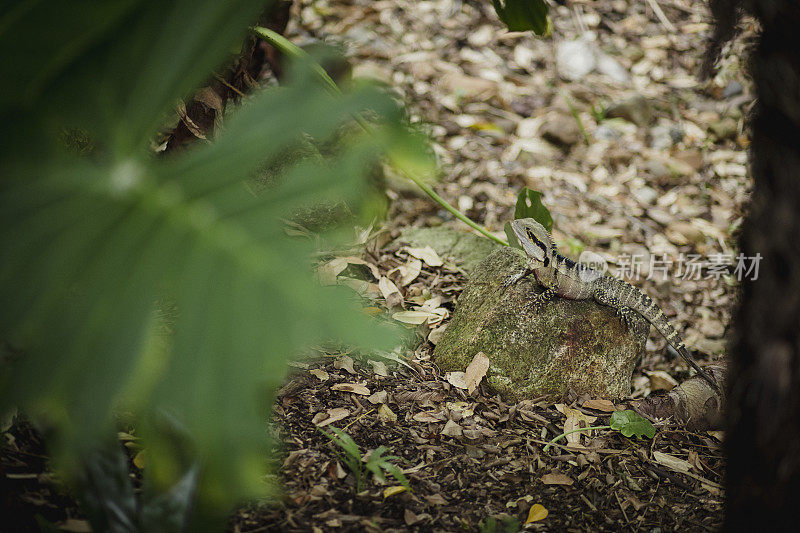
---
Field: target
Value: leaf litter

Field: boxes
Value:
[246,0,740,530]
[1,0,741,530]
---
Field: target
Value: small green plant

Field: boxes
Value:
[590,101,608,123]
[319,426,410,493]
[479,514,521,533]
[543,410,656,452]
[558,89,591,146]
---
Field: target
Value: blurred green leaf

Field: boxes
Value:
[513,188,553,232]
[491,0,550,35]
[0,1,414,525]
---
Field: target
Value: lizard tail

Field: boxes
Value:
[669,345,720,391]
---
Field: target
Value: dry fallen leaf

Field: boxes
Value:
[582,398,617,412]
[406,245,444,267]
[646,370,679,391]
[333,356,356,374]
[378,276,403,308]
[317,257,349,285]
[554,404,598,446]
[463,351,490,393]
[398,257,422,286]
[367,390,388,404]
[314,407,350,427]
[427,324,447,345]
[441,419,463,437]
[653,451,693,474]
[383,485,407,498]
[377,404,397,422]
[369,359,389,377]
[392,310,438,325]
[133,450,146,469]
[340,256,380,279]
[310,368,329,381]
[541,472,574,486]
[445,371,468,390]
[525,503,548,523]
[331,383,371,395]
[413,411,444,423]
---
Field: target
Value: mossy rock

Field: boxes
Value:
[396,226,502,273]
[434,247,649,401]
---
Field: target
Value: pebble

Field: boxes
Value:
[605,95,653,127]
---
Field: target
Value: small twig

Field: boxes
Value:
[213,73,247,97]
[342,408,374,431]
[645,0,677,33]
[580,493,597,512]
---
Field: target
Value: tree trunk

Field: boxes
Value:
[710,1,800,530]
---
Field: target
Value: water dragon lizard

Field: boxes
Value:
[507,218,718,389]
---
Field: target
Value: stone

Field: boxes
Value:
[395,226,502,273]
[605,95,653,127]
[434,248,649,401]
[556,37,596,81]
[722,81,743,99]
[596,52,630,84]
[594,124,623,141]
[708,117,739,140]
[540,113,582,147]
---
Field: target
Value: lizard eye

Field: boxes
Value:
[526,229,534,240]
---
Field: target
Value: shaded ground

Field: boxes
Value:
[238,0,743,530]
[2,0,748,530]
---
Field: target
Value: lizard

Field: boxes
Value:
[507,218,719,390]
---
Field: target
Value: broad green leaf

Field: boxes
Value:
[610,410,656,439]
[0,58,407,529]
[491,0,550,36]
[513,188,553,232]
[1,0,268,156]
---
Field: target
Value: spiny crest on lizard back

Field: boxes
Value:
[510,218,554,266]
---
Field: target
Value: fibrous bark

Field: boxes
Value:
[164,1,292,152]
[707,1,800,529]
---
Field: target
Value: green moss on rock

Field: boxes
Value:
[396,226,502,273]
[434,247,649,401]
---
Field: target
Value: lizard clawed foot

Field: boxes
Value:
[524,288,557,313]
[503,267,533,288]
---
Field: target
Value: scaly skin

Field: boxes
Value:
[509,218,718,389]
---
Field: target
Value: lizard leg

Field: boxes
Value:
[525,287,557,312]
[594,289,639,333]
[503,266,534,287]
[615,306,639,333]
[593,287,621,308]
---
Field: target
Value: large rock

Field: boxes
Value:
[434,247,649,401]
[396,226,502,273]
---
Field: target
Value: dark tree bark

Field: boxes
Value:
[164,0,293,152]
[708,1,800,530]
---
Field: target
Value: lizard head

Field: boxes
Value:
[510,218,553,266]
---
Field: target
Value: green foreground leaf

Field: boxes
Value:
[491,0,551,35]
[0,0,415,524]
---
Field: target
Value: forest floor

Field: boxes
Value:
[1,0,750,531]
[233,0,747,530]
